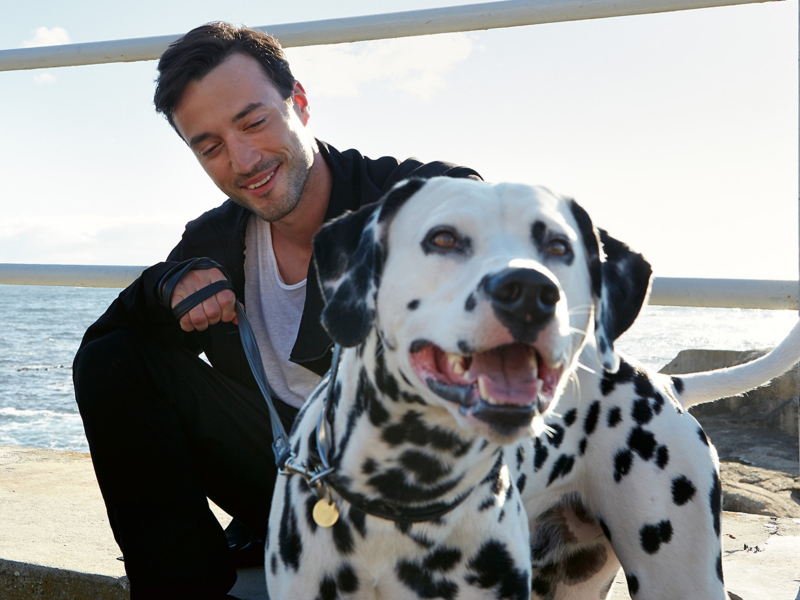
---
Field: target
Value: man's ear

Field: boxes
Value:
[568,199,652,372]
[313,178,428,347]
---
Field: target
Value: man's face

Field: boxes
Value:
[173,53,315,222]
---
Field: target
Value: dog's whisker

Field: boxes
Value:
[576,362,597,375]
[569,326,589,336]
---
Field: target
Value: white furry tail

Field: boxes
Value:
[675,319,800,409]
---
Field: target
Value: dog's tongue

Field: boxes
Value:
[471,344,540,406]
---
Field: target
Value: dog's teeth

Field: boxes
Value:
[477,376,500,404]
[529,352,539,374]
[447,353,465,376]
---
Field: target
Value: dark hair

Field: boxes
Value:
[154,22,295,135]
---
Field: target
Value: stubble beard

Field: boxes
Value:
[231,145,314,223]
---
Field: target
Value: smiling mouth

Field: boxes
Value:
[244,169,276,190]
[409,342,563,431]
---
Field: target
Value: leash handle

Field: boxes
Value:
[157,257,292,469]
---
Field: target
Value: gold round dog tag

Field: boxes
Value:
[312,498,339,527]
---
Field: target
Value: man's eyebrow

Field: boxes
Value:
[187,103,265,149]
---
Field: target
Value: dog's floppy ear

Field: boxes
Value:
[568,199,652,372]
[313,178,428,347]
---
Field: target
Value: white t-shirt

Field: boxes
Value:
[243,217,322,408]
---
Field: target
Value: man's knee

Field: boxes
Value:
[73,330,164,413]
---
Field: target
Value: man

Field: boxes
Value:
[73,22,481,599]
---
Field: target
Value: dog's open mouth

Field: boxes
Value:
[409,341,563,430]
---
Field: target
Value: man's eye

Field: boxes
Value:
[200,144,219,157]
[246,119,265,130]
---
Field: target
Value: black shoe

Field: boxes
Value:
[225,518,265,568]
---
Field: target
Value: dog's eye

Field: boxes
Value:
[547,240,569,256]
[431,231,457,248]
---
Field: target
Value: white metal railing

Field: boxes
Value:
[0,264,797,310]
[0,0,781,72]
[0,0,794,314]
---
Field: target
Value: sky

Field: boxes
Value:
[0,0,798,281]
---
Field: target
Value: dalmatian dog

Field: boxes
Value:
[265,176,800,600]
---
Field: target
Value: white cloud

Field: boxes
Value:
[33,72,57,84]
[287,33,474,101]
[23,26,70,48]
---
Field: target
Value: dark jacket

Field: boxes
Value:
[78,141,481,392]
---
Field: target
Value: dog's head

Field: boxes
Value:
[314,177,651,443]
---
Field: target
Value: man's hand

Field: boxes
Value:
[171,268,238,332]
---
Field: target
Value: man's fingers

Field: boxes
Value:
[171,268,237,332]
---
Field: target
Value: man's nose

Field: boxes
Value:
[228,137,260,174]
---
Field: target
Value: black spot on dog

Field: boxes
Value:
[382,411,472,456]
[547,454,575,486]
[517,473,527,494]
[332,517,354,555]
[613,449,633,482]
[547,423,565,448]
[631,398,653,425]
[424,547,462,572]
[349,506,367,538]
[465,540,529,600]
[516,445,525,470]
[656,445,669,469]
[319,575,337,600]
[407,299,420,310]
[628,426,657,461]
[479,497,496,511]
[338,564,359,593]
[672,376,685,395]
[374,342,400,401]
[579,437,588,456]
[498,509,506,523]
[716,554,724,583]
[270,553,278,575]
[531,576,551,597]
[396,559,458,600]
[607,406,622,428]
[410,534,435,549]
[652,392,665,415]
[362,458,377,474]
[482,452,505,495]
[400,449,452,484]
[640,520,673,554]
[304,495,318,534]
[358,367,389,426]
[564,408,578,426]
[531,220,548,254]
[563,544,608,584]
[601,360,634,396]
[534,438,549,472]
[457,340,474,354]
[599,518,611,541]
[711,470,722,536]
[672,475,696,506]
[279,483,302,572]
[465,293,477,312]
[367,467,464,503]
[633,371,656,399]
[627,574,639,595]
[698,426,710,446]
[584,401,601,435]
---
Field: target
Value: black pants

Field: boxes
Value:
[73,329,298,599]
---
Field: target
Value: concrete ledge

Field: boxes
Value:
[0,559,128,600]
[2,445,799,600]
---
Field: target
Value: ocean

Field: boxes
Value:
[0,284,797,454]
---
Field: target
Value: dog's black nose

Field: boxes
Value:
[482,268,560,342]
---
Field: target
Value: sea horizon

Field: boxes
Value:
[1,284,797,454]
